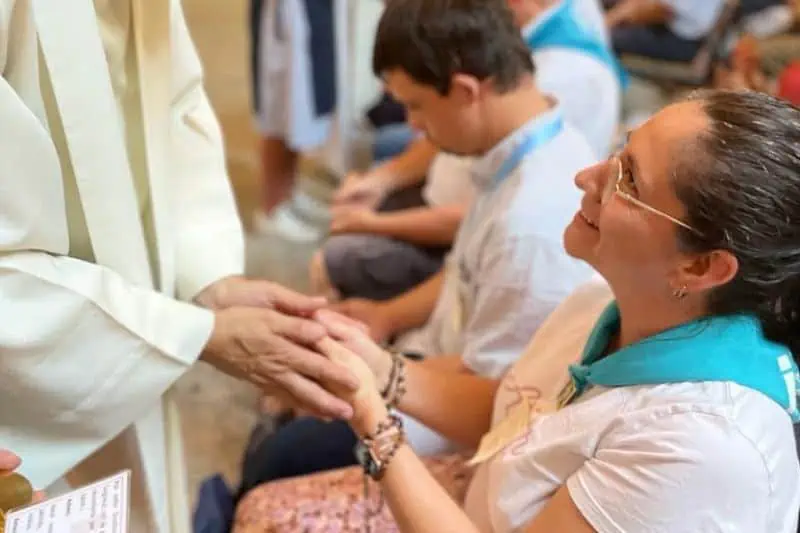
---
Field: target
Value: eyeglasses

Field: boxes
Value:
[603,154,702,236]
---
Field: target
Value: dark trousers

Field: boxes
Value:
[237,417,356,499]
[612,24,703,63]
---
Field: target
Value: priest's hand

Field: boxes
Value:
[201,306,359,420]
[195,276,327,316]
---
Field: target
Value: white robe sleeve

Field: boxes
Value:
[169,0,245,301]
[0,0,213,487]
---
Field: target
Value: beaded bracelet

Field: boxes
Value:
[380,352,407,409]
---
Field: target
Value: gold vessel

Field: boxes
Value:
[0,473,33,529]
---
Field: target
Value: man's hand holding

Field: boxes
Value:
[329,206,380,235]
[332,171,392,209]
[195,276,327,315]
[202,306,360,420]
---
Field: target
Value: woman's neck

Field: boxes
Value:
[613,287,707,350]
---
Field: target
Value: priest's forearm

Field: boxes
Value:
[0,252,210,488]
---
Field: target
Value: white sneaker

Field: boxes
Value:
[252,202,324,243]
[293,189,332,225]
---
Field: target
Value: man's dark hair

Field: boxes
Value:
[372,0,534,95]
[672,90,800,361]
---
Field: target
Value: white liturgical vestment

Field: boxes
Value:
[0,1,244,531]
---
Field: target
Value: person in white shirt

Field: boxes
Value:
[310,0,618,306]
[607,0,727,62]
[234,89,800,532]
[236,0,596,496]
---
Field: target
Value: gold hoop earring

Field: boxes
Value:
[672,285,688,300]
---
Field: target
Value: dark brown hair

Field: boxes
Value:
[674,90,800,360]
[372,0,534,96]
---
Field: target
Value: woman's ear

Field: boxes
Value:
[679,249,739,294]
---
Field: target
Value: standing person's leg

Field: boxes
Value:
[251,0,300,216]
[612,24,703,62]
[252,0,337,218]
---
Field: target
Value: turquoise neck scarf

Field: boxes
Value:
[569,303,800,422]
[525,0,629,91]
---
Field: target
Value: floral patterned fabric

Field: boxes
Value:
[233,453,472,533]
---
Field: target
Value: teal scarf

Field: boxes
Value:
[569,303,800,422]
[525,0,629,91]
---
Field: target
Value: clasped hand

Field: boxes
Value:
[197,276,390,424]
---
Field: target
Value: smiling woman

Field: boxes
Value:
[233,89,800,533]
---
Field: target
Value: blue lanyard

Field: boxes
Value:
[492,113,564,185]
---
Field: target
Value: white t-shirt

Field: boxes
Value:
[423,153,477,207]
[463,279,800,533]
[572,0,610,46]
[523,3,621,160]
[396,107,597,455]
[666,0,726,40]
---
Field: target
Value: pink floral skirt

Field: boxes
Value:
[233,453,472,533]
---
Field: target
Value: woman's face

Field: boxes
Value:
[564,101,709,295]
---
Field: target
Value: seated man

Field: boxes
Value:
[606,0,727,62]
[237,0,598,494]
[310,0,621,303]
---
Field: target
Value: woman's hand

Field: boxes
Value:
[327,298,394,343]
[314,310,395,431]
[315,309,394,387]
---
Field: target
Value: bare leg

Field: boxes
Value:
[259,136,299,215]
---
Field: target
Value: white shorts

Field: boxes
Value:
[251,0,336,151]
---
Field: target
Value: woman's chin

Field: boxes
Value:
[563,218,597,261]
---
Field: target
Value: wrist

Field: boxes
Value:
[370,164,402,193]
[370,302,396,341]
[361,211,383,232]
[351,394,390,437]
[379,352,407,409]
[376,350,395,395]
[193,275,240,310]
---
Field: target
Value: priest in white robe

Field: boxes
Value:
[0,1,359,532]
